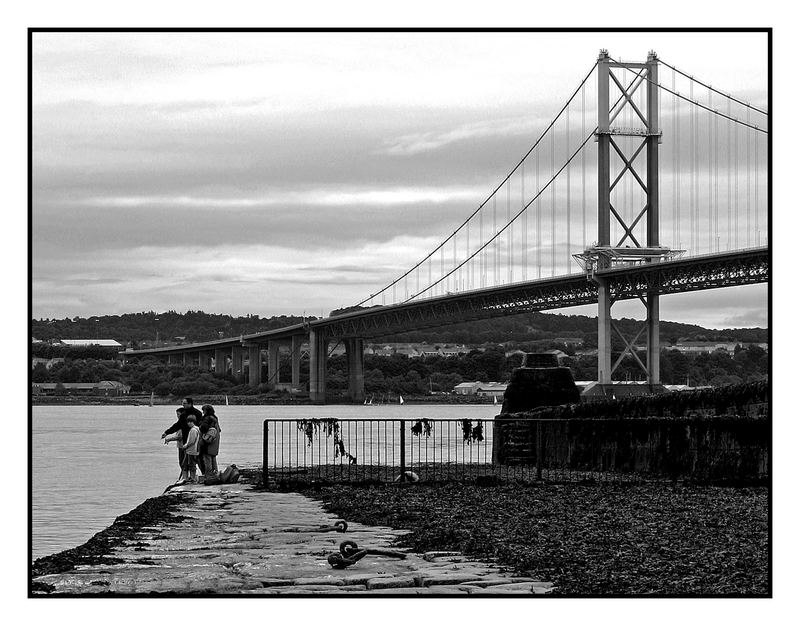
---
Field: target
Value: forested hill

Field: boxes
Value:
[31,310,768,349]
[31,311,312,348]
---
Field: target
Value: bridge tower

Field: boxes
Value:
[593,50,665,384]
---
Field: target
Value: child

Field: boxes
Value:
[180,414,202,483]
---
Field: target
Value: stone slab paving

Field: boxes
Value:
[33,484,553,595]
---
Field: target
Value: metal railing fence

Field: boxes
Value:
[263,418,494,484]
[261,417,768,486]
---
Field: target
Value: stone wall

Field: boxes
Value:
[491,416,768,481]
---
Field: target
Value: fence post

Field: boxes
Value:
[399,420,406,482]
[536,420,543,481]
[262,420,269,487]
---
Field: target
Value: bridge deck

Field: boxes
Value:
[122,246,767,356]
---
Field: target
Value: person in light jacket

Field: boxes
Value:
[161,397,203,474]
[180,414,202,483]
[199,405,221,476]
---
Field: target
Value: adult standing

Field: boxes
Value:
[161,397,203,475]
[199,404,221,476]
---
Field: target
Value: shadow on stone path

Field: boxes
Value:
[33,484,553,595]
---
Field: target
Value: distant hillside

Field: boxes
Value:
[31,311,313,348]
[31,309,767,349]
[372,310,767,347]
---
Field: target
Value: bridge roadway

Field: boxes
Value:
[121,246,768,403]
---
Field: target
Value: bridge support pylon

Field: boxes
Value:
[309,329,328,404]
[345,337,365,403]
[214,348,226,374]
[291,335,302,392]
[593,49,663,384]
[247,345,262,387]
[267,340,280,388]
[231,345,244,381]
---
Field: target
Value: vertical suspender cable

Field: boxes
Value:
[581,81,586,251]
[453,229,461,291]
[692,81,700,254]
[522,162,527,280]
[755,115,760,246]
[746,107,751,247]
[536,150,541,278]
[566,102,571,271]
[440,243,444,296]
[479,204,483,288]
[466,210,471,290]
[507,181,512,283]
[493,194,497,284]
[551,125,555,275]
[675,69,681,250]
[657,68,662,246]
[714,102,719,252]
[734,110,739,249]
[727,98,731,251]
[708,88,713,253]
[428,250,432,297]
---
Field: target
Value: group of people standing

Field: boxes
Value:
[161,397,222,484]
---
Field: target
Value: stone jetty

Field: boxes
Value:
[32,483,553,595]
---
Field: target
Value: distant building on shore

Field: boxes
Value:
[669,341,768,354]
[32,380,131,396]
[58,339,123,348]
[453,381,508,397]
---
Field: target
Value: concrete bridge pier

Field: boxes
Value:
[646,291,660,383]
[309,329,328,404]
[231,345,244,382]
[267,341,280,388]
[597,278,612,384]
[214,348,226,375]
[291,335,302,391]
[198,350,211,371]
[345,337,365,403]
[247,345,262,387]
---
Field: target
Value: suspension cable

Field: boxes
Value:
[609,57,767,134]
[403,131,596,302]
[354,61,599,307]
[581,80,586,250]
[658,57,768,116]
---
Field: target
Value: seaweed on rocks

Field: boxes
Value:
[303,483,768,596]
[31,492,196,580]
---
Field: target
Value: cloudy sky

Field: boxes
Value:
[31,30,769,328]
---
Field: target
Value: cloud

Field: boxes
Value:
[32,237,445,318]
[381,116,547,156]
[76,186,483,210]
[30,32,769,325]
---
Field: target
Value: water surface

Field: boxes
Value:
[32,403,496,559]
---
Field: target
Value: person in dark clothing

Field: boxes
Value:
[161,397,204,474]
[199,404,221,475]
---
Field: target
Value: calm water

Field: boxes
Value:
[32,403,497,559]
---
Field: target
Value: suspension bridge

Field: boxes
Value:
[122,50,769,404]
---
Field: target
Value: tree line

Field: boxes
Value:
[32,344,768,397]
[31,310,767,350]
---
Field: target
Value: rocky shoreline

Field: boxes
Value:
[31,491,196,592]
[31,481,551,596]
